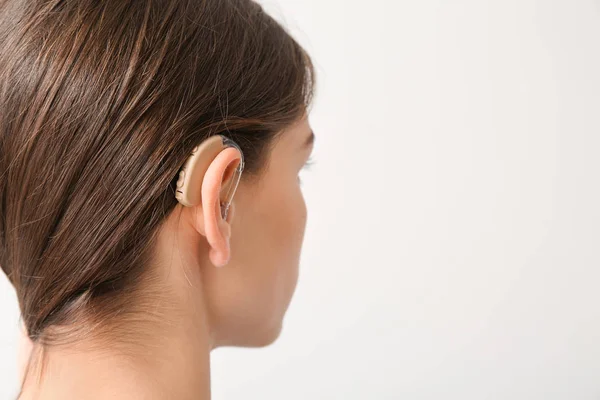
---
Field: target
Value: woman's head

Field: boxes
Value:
[0,0,315,350]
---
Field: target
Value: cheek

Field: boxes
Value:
[230,179,304,270]
[245,180,306,303]
[272,182,307,263]
[272,183,306,302]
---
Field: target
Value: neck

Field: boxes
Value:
[19,206,217,400]
[19,296,213,400]
[18,233,215,400]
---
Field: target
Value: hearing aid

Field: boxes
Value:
[175,135,244,221]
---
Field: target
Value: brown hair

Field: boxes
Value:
[0,0,315,348]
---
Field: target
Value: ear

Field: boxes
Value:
[197,147,242,267]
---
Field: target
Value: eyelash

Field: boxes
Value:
[298,156,315,185]
[303,156,315,170]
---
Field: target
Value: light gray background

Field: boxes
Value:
[2,0,600,398]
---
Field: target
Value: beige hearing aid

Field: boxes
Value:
[175,135,244,221]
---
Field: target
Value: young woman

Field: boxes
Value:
[0,0,316,398]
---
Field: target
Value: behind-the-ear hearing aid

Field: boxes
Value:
[175,135,244,221]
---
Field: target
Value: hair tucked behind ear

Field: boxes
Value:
[0,0,315,347]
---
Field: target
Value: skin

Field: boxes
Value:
[18,115,315,400]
